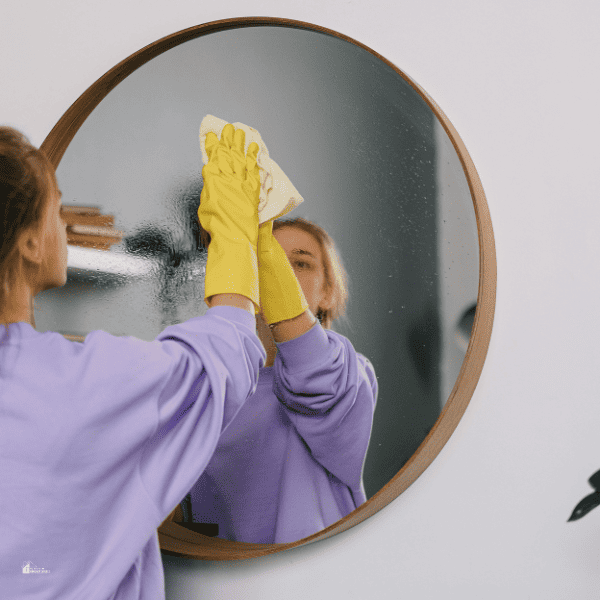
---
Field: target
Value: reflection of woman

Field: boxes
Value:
[186,216,378,544]
[0,125,268,598]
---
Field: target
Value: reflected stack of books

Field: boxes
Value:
[61,205,123,250]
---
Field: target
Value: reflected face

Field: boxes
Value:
[37,178,68,292]
[273,226,330,318]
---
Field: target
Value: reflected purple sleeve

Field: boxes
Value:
[273,322,377,495]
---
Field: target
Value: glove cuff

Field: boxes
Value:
[204,238,259,309]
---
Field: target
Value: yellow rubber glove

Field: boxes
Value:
[198,124,261,308]
[257,220,309,325]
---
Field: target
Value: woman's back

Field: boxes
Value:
[1,309,263,599]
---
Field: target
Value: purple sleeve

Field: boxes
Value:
[273,323,377,493]
[78,305,265,518]
[140,306,265,516]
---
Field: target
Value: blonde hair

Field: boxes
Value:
[273,217,348,329]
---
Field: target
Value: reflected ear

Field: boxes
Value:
[17,224,44,266]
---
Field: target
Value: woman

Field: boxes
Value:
[185,216,378,544]
[0,124,301,599]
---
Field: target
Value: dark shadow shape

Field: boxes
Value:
[457,304,476,340]
[407,308,440,385]
[568,469,600,521]
[175,523,219,537]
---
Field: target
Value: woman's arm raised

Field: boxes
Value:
[199,124,261,315]
[273,326,377,498]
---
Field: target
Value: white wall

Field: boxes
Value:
[4,1,600,598]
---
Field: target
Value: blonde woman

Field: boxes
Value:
[185,216,378,543]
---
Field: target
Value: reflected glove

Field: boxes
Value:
[198,124,260,308]
[258,220,309,324]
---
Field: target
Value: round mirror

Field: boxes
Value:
[39,17,495,559]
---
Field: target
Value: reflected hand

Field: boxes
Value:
[257,220,309,325]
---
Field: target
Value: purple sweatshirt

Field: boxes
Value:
[0,306,264,600]
[187,322,378,543]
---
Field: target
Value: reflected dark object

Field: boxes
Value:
[171,178,211,249]
[176,523,219,537]
[568,469,600,522]
[456,304,476,352]
[407,307,440,385]
[173,179,206,251]
[125,225,193,268]
[125,225,171,258]
[169,494,219,537]
[124,208,207,329]
[124,180,205,262]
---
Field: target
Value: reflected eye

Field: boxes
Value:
[293,260,312,270]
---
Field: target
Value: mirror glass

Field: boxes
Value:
[36,25,479,543]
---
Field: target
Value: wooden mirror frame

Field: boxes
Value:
[41,16,496,561]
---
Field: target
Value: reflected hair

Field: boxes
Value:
[273,217,348,329]
[0,127,54,315]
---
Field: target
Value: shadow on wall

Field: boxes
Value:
[569,469,600,522]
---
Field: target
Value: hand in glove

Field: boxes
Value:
[257,220,309,325]
[198,124,261,309]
